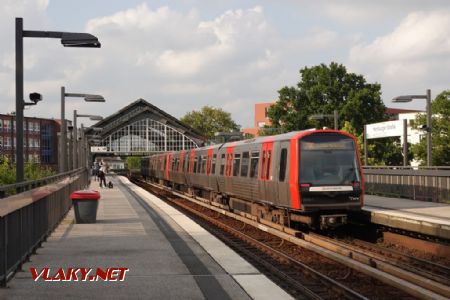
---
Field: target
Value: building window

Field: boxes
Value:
[264,107,269,118]
[258,121,265,128]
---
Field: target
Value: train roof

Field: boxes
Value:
[142,129,355,157]
[197,129,352,151]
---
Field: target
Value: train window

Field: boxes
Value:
[233,154,241,177]
[197,156,202,173]
[220,153,225,175]
[260,151,266,179]
[201,155,206,174]
[193,156,198,173]
[226,153,233,176]
[249,152,259,178]
[265,150,272,180]
[212,154,217,174]
[184,155,189,172]
[240,152,249,177]
[300,134,360,185]
[179,156,184,172]
[279,148,287,181]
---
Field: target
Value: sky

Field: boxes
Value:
[0,0,449,128]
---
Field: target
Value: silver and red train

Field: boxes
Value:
[141,130,364,229]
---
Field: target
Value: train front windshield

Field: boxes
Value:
[300,134,361,185]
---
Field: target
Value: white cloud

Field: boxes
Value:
[0,2,345,128]
[348,10,450,104]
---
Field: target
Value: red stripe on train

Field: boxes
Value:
[289,137,301,209]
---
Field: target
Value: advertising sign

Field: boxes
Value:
[366,120,403,139]
[91,146,108,153]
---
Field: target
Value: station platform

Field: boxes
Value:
[363,195,450,240]
[1,176,292,300]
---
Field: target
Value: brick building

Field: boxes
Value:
[0,113,60,169]
[241,102,275,136]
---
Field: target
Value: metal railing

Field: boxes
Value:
[363,166,450,203]
[0,168,89,286]
[0,168,86,198]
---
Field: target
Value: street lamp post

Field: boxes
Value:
[15,17,101,182]
[73,111,103,169]
[309,110,339,130]
[68,125,73,171]
[392,89,432,166]
[60,87,105,172]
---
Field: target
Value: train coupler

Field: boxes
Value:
[320,214,348,229]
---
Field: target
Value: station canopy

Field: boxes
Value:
[84,99,205,155]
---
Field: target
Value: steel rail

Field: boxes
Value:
[349,238,450,285]
[303,233,450,298]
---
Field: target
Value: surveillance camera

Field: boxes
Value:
[29,93,42,103]
[418,124,431,132]
[67,125,74,131]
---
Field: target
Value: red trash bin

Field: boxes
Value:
[70,190,101,224]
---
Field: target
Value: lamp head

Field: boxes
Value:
[61,32,101,48]
[85,95,105,102]
[29,92,42,104]
[392,96,412,103]
[309,114,324,120]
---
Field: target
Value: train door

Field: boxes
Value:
[206,148,214,190]
[224,147,234,193]
[187,150,196,186]
[165,153,172,181]
[216,149,226,192]
[260,142,274,201]
[277,142,290,206]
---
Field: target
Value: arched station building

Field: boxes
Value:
[84,99,205,158]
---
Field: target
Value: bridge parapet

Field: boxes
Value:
[0,168,89,286]
[363,166,450,203]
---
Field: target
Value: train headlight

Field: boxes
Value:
[328,217,336,224]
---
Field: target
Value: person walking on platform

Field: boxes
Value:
[93,159,100,181]
[99,159,108,188]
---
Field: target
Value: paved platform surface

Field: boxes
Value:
[363,195,450,239]
[1,176,292,300]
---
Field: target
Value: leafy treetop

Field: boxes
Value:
[180,106,240,140]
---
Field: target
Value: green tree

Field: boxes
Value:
[0,157,16,185]
[180,106,240,140]
[0,157,55,186]
[126,156,141,170]
[267,62,387,133]
[411,90,450,166]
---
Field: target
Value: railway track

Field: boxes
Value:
[131,177,450,300]
[330,236,450,286]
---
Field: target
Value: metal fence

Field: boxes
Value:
[363,166,450,203]
[0,168,89,286]
[0,168,87,199]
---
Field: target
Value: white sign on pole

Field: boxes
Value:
[366,120,403,139]
[91,146,108,153]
